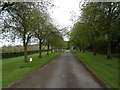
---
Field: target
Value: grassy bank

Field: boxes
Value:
[2,51,63,87]
[71,50,118,88]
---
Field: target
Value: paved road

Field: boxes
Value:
[9,50,102,88]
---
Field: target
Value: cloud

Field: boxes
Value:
[49,0,80,29]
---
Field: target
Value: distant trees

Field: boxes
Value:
[46,31,64,54]
[70,22,88,52]
[1,1,64,62]
[70,2,120,59]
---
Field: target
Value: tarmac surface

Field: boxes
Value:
[9,50,102,88]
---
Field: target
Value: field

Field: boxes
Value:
[2,51,63,87]
[71,50,118,88]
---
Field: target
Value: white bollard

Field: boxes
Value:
[30,58,32,62]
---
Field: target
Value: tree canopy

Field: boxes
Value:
[70,2,120,59]
[0,1,65,62]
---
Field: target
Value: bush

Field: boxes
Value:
[2,50,39,59]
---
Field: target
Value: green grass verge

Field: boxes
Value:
[71,50,118,88]
[2,51,63,87]
[0,59,2,90]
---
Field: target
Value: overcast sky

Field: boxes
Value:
[48,0,80,41]
[49,0,80,29]
[0,0,81,47]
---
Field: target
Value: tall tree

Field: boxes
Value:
[1,2,36,62]
[97,2,120,59]
[81,3,101,55]
[70,2,120,59]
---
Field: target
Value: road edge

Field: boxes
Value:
[71,51,117,90]
[6,51,64,88]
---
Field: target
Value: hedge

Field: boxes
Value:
[1,49,53,59]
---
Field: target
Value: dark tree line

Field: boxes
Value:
[70,2,120,59]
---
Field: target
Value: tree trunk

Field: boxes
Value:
[80,47,82,52]
[53,47,55,53]
[51,46,53,53]
[107,5,112,59]
[107,39,112,59]
[24,45,28,62]
[82,43,85,53]
[39,40,42,58]
[23,34,28,63]
[78,43,82,52]
[55,48,57,52]
[47,44,49,55]
[83,48,85,53]
[93,45,96,55]
[53,47,55,52]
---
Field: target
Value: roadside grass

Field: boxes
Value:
[2,51,63,87]
[0,59,2,90]
[71,50,118,88]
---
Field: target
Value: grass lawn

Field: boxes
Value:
[2,51,63,87]
[0,59,2,89]
[71,50,118,88]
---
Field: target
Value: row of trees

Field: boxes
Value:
[0,1,64,62]
[70,2,120,59]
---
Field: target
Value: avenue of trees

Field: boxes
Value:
[70,2,120,59]
[0,1,64,62]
